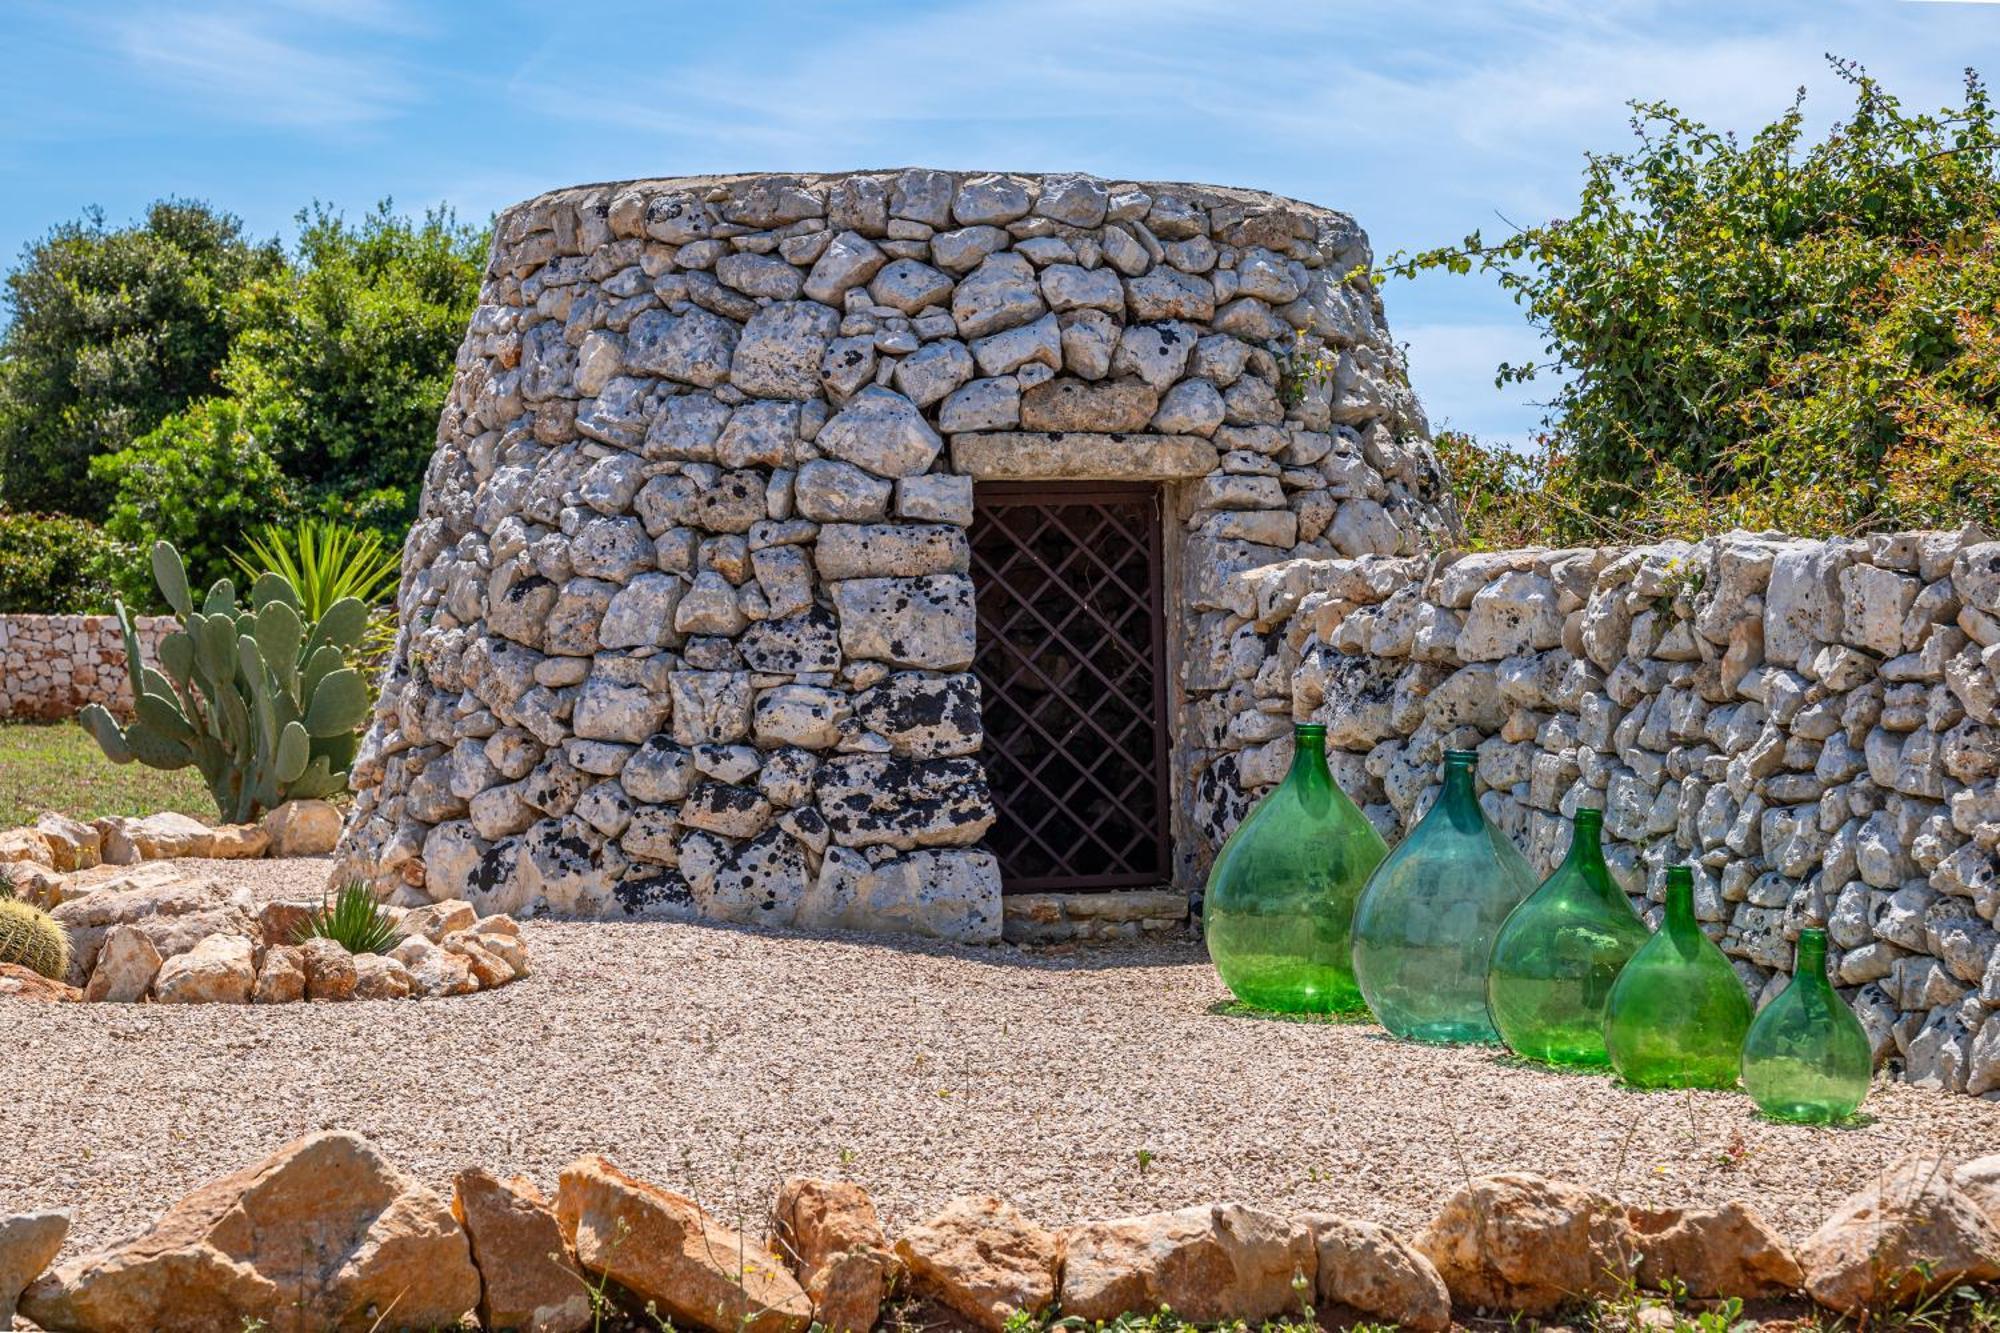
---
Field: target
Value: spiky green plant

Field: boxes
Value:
[0,898,72,980]
[296,881,402,956]
[78,540,373,824]
[0,864,14,900]
[230,519,399,660]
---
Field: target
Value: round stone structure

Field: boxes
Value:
[332,169,1457,943]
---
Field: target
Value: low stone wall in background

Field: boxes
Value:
[1199,529,2000,1096]
[0,615,172,722]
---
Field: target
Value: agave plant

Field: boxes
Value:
[296,881,402,955]
[231,519,399,662]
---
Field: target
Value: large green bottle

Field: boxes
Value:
[1602,865,1754,1089]
[1740,928,1872,1122]
[1486,807,1651,1068]
[1204,723,1389,1014]
[1350,749,1538,1043]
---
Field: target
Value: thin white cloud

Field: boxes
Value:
[114,6,413,130]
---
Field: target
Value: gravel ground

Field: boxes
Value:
[6,858,1995,1268]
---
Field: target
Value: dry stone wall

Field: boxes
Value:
[333,169,1454,942]
[1213,531,2000,1096]
[0,615,171,721]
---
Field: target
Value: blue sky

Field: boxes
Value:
[4,0,1998,446]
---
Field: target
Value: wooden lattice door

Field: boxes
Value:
[969,482,1170,892]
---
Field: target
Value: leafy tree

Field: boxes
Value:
[1391,60,2000,537]
[0,200,282,516]
[91,398,296,605]
[213,202,487,532]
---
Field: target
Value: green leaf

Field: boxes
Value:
[311,596,370,654]
[159,633,195,689]
[202,578,238,617]
[302,667,370,738]
[254,599,304,689]
[251,570,300,612]
[152,542,192,618]
[136,691,195,743]
[275,720,311,785]
[77,704,133,765]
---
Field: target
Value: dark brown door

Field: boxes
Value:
[968,482,1170,892]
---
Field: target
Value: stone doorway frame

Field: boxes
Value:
[968,479,1171,892]
[948,428,1217,902]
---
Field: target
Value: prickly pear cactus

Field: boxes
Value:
[0,898,71,980]
[79,541,375,824]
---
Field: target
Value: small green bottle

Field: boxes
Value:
[1205,723,1389,1014]
[1740,928,1872,1123]
[1486,807,1651,1068]
[1350,749,1538,1043]
[1602,865,1754,1089]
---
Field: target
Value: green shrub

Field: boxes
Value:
[0,509,136,613]
[215,202,486,534]
[296,881,401,955]
[91,399,297,607]
[0,199,282,518]
[1391,60,2000,538]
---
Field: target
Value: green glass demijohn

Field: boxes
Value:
[1602,865,1754,1089]
[1204,723,1389,1014]
[1740,928,1872,1123]
[1485,807,1651,1067]
[1350,749,1538,1043]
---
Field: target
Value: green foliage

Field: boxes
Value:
[296,880,401,955]
[0,896,72,980]
[1390,60,2000,537]
[1,197,485,612]
[91,399,297,606]
[230,518,400,660]
[0,200,283,517]
[78,540,373,823]
[212,202,486,532]
[0,509,138,613]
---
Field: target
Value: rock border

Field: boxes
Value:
[4,1135,1996,1331]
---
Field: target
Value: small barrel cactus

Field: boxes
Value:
[0,898,72,981]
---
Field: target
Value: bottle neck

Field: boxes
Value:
[1796,928,1829,977]
[1563,811,1607,877]
[1286,728,1332,796]
[1664,873,1699,939]
[1437,754,1481,830]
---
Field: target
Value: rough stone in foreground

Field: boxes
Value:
[453,1168,590,1333]
[1626,1201,1802,1300]
[1059,1203,1314,1324]
[0,1210,68,1329]
[772,1178,894,1333]
[556,1154,811,1333]
[895,1195,1059,1333]
[51,872,255,986]
[1306,1214,1451,1332]
[1416,1172,1632,1315]
[1798,1156,2000,1313]
[21,1131,479,1333]
[152,933,255,1005]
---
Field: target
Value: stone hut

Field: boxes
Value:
[333,169,1457,943]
